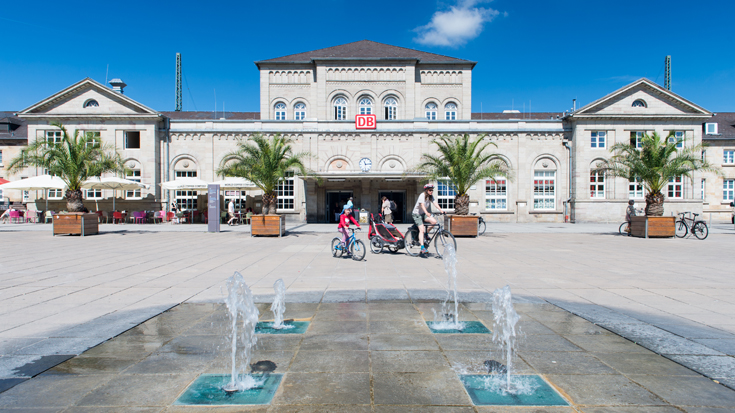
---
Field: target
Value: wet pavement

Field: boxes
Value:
[1,300,734,412]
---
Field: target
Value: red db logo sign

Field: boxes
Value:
[355,114,376,129]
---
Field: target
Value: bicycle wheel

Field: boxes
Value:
[434,230,457,258]
[350,239,366,261]
[619,222,630,235]
[674,220,688,238]
[692,222,709,240]
[478,219,487,236]
[404,228,421,257]
[369,236,383,254]
[331,237,344,257]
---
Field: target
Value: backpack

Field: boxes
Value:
[389,200,397,211]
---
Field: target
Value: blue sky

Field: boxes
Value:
[2,0,734,113]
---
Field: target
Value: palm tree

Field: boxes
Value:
[416,133,510,215]
[7,122,128,212]
[598,132,718,216]
[217,133,314,215]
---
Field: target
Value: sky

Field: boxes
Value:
[2,0,734,114]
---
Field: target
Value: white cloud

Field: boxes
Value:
[414,1,501,47]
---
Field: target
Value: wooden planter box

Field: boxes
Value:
[630,216,675,238]
[53,213,99,236]
[444,214,478,237]
[251,214,285,237]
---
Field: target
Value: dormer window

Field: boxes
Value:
[705,123,718,135]
[84,99,99,108]
[632,99,646,108]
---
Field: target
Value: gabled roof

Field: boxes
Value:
[17,78,160,118]
[571,78,711,118]
[256,40,474,66]
[704,112,735,140]
[0,111,27,142]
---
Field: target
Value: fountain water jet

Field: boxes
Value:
[431,243,465,330]
[223,271,263,392]
[269,279,293,330]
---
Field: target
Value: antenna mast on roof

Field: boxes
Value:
[175,53,182,111]
[664,55,671,91]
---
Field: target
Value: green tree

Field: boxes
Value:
[598,132,718,216]
[416,133,510,215]
[7,122,128,212]
[217,133,315,214]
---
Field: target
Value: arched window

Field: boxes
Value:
[445,102,457,120]
[384,97,397,120]
[358,97,373,115]
[294,102,306,120]
[84,99,99,108]
[274,103,286,120]
[632,99,647,108]
[334,97,347,120]
[425,102,437,120]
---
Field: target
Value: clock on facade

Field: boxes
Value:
[359,158,372,172]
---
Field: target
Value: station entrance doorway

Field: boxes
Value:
[378,191,406,223]
[326,191,353,223]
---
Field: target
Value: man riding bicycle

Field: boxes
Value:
[412,184,446,255]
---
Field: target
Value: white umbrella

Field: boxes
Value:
[210,177,259,190]
[160,178,209,191]
[0,175,67,211]
[82,177,150,211]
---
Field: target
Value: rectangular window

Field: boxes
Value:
[276,171,295,211]
[46,131,62,145]
[294,110,305,120]
[22,190,29,203]
[590,171,605,198]
[225,190,247,210]
[591,131,606,148]
[426,111,436,121]
[701,179,706,201]
[385,106,396,120]
[629,177,645,199]
[0,150,3,165]
[175,191,197,210]
[125,131,140,149]
[334,106,346,120]
[80,131,101,148]
[667,176,683,199]
[705,123,718,135]
[175,170,197,178]
[724,179,734,202]
[126,170,142,198]
[485,179,507,210]
[0,189,3,200]
[437,180,456,210]
[667,131,684,149]
[48,189,63,199]
[85,188,102,199]
[630,131,644,148]
[533,171,555,210]
[724,150,734,165]
[445,111,456,121]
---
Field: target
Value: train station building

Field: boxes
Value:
[2,40,733,223]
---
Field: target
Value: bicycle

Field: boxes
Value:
[675,212,709,240]
[472,213,486,236]
[618,221,630,235]
[404,214,457,258]
[331,228,366,261]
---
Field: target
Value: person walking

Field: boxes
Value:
[227,199,237,226]
[382,196,393,223]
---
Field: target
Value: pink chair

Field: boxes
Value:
[133,211,145,224]
[25,210,38,223]
[153,211,164,224]
[8,210,20,224]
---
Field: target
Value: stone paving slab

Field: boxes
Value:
[1,301,734,411]
[2,227,735,401]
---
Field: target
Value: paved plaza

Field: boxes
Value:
[1,222,735,410]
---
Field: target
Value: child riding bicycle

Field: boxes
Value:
[338,205,360,255]
[412,184,446,255]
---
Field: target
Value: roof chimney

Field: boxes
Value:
[109,78,127,94]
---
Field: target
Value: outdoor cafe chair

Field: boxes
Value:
[112,211,124,224]
[9,210,21,224]
[153,210,164,224]
[94,211,103,223]
[45,211,54,223]
[25,210,38,223]
[133,211,145,224]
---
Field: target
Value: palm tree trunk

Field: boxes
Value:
[66,189,86,212]
[645,192,665,216]
[454,194,470,215]
[263,192,277,215]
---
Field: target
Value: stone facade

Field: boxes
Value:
[3,41,731,223]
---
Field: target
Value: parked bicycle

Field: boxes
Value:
[472,213,486,236]
[675,212,708,240]
[404,214,457,258]
[331,228,366,261]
